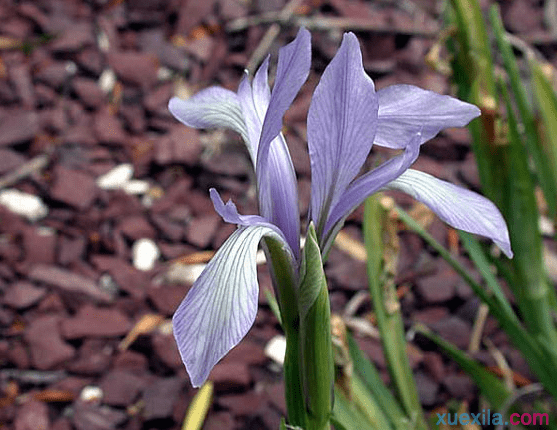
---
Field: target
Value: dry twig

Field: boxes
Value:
[0,154,50,190]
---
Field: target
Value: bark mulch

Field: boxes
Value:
[0,0,555,429]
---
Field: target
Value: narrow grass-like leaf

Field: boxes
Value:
[530,59,557,219]
[397,205,557,398]
[449,0,503,206]
[395,206,494,306]
[489,4,557,217]
[263,288,282,326]
[332,387,385,430]
[346,333,409,430]
[458,231,514,316]
[499,79,557,350]
[415,325,511,410]
[350,374,395,429]
[363,196,427,430]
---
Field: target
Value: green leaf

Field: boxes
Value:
[350,374,396,429]
[299,224,334,430]
[265,237,306,428]
[449,0,504,206]
[346,334,409,430]
[459,231,514,317]
[530,58,557,218]
[415,325,512,410]
[363,196,427,430]
[264,288,282,326]
[489,4,557,217]
[332,387,382,430]
[499,79,557,350]
[397,205,557,398]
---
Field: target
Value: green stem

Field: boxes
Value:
[299,224,333,430]
[264,237,307,428]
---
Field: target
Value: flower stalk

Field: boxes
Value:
[264,237,306,427]
[299,225,334,430]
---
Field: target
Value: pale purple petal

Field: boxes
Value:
[237,64,301,254]
[209,188,293,251]
[375,84,481,149]
[237,56,301,253]
[255,27,311,176]
[210,188,266,226]
[168,87,247,142]
[237,57,271,164]
[172,224,290,387]
[256,136,300,257]
[240,28,310,256]
[307,32,378,235]
[386,169,513,257]
[321,132,421,251]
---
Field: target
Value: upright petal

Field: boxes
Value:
[237,69,301,254]
[168,87,248,143]
[321,133,420,252]
[172,225,291,387]
[237,57,272,164]
[307,32,378,236]
[374,84,481,149]
[257,137,301,256]
[255,27,311,175]
[386,169,513,257]
[243,28,310,256]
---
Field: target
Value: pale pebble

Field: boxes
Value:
[0,189,48,221]
[96,164,134,189]
[132,238,160,271]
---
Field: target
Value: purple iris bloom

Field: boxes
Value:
[168,28,512,387]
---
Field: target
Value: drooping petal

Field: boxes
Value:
[307,32,378,236]
[386,169,513,257]
[168,87,248,143]
[172,224,291,387]
[321,132,421,251]
[374,84,481,149]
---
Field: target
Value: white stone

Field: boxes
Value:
[132,238,160,271]
[80,385,103,402]
[96,164,134,189]
[98,68,116,93]
[158,320,173,335]
[65,61,77,75]
[165,262,206,284]
[97,30,110,52]
[540,216,554,236]
[264,335,286,366]
[0,189,48,221]
[123,180,150,195]
[157,66,172,81]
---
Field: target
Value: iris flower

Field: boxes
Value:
[168,28,512,387]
